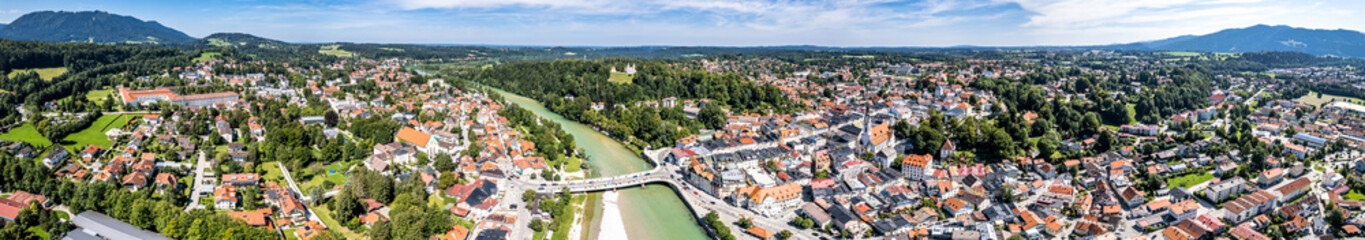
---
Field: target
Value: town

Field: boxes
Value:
[3,41,1365,240]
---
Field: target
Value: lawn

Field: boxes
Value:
[282,229,299,240]
[61,114,135,151]
[26,226,49,240]
[7,67,68,81]
[193,52,223,62]
[85,89,115,102]
[259,161,286,183]
[564,156,583,173]
[1295,91,1364,106]
[311,205,363,239]
[0,123,53,148]
[318,45,354,57]
[608,72,633,84]
[1166,172,1215,188]
[1346,190,1365,201]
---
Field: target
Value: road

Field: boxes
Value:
[276,162,309,202]
[184,150,211,212]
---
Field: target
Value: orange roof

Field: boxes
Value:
[902,154,932,168]
[396,127,432,148]
[444,225,470,240]
[746,226,774,239]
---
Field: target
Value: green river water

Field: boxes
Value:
[480,86,708,240]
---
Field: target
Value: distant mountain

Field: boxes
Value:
[1137,24,1365,57]
[0,11,194,44]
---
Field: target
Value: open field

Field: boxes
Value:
[1295,91,1364,106]
[61,114,135,151]
[193,52,223,62]
[1346,190,1365,201]
[7,67,68,81]
[85,89,115,102]
[1,124,53,148]
[318,45,354,57]
[259,161,286,183]
[1166,172,1215,188]
[608,72,633,84]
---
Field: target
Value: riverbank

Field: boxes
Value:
[598,191,628,239]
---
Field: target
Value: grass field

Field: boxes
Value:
[283,229,300,240]
[206,38,234,47]
[7,67,68,81]
[318,45,354,57]
[61,114,135,152]
[193,52,223,62]
[1295,91,1364,106]
[85,89,115,103]
[564,156,583,173]
[608,72,633,84]
[26,226,49,240]
[312,205,363,239]
[259,161,286,183]
[1166,172,1215,188]
[0,123,53,148]
[1346,190,1365,201]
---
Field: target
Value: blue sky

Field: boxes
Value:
[3,0,1362,46]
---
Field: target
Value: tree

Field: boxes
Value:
[699,104,726,129]
[529,218,545,232]
[324,110,339,127]
[779,230,793,239]
[434,154,456,172]
[738,217,753,229]
[523,189,537,203]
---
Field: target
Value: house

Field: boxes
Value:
[734,183,803,217]
[226,209,272,227]
[443,225,470,240]
[221,173,260,187]
[0,198,26,222]
[6,191,52,209]
[1204,177,1246,202]
[295,220,328,240]
[1120,186,1145,208]
[213,185,239,209]
[64,211,173,240]
[942,197,974,216]
[1274,177,1311,202]
[1255,168,1284,186]
[901,154,933,181]
[154,173,179,194]
[1221,190,1277,223]
[939,140,956,159]
[43,147,69,168]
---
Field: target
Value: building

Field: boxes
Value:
[1221,190,1277,223]
[901,154,933,181]
[1204,177,1246,202]
[172,92,239,106]
[735,183,803,217]
[64,211,173,240]
[118,87,176,105]
[221,173,260,187]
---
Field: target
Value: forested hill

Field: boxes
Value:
[0,11,195,44]
[1137,25,1365,58]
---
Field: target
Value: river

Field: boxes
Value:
[482,86,708,240]
[409,67,707,240]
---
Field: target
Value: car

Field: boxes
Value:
[510,204,518,209]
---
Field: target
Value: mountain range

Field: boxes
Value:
[0,11,194,44]
[3,10,1365,57]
